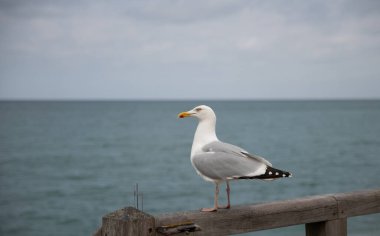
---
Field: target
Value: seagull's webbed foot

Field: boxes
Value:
[201,207,217,212]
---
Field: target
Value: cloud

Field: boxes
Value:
[1,0,380,99]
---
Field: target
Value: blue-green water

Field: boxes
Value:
[0,101,379,236]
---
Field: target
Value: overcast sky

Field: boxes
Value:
[1,0,380,100]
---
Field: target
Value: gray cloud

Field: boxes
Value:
[1,0,380,99]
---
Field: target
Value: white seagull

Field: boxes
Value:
[178,105,292,212]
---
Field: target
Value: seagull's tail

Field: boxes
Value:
[238,166,292,180]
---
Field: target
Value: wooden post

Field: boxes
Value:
[100,207,155,236]
[305,218,347,236]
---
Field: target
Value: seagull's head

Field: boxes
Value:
[178,105,216,121]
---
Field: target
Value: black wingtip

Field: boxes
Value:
[238,166,292,180]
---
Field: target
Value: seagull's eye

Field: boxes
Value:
[195,108,202,112]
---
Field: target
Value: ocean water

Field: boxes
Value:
[0,101,379,236]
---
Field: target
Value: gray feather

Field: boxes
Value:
[202,141,272,166]
[192,141,270,180]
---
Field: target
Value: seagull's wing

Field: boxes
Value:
[192,141,270,181]
[202,141,272,166]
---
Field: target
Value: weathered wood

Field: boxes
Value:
[156,194,338,235]
[334,189,380,218]
[155,189,380,236]
[101,207,155,236]
[156,222,201,235]
[305,218,347,236]
[94,189,380,236]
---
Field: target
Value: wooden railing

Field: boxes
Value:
[93,188,380,236]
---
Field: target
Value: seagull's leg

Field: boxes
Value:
[201,183,219,212]
[218,180,231,209]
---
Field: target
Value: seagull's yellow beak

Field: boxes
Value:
[178,111,192,118]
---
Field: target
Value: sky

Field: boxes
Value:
[0,0,380,100]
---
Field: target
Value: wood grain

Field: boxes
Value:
[93,189,380,236]
[101,207,155,236]
[155,189,380,235]
[306,218,347,236]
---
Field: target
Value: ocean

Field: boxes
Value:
[0,101,379,236]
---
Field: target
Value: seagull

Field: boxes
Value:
[178,105,292,212]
